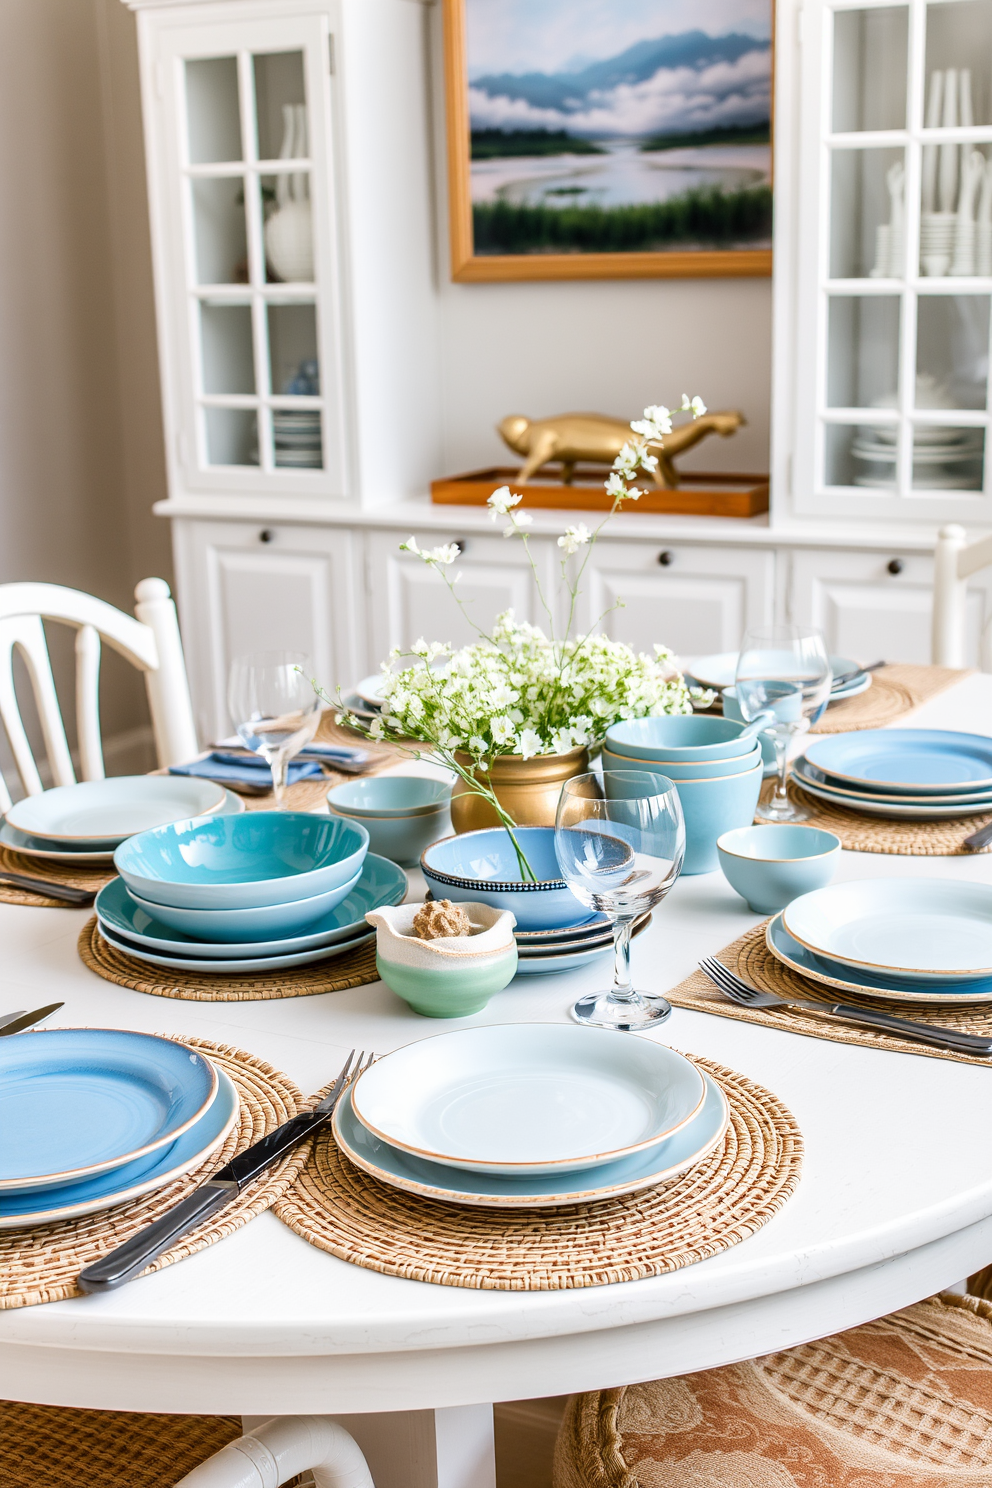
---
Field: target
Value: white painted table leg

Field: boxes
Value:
[242,1406,496,1488]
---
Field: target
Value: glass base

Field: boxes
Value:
[755,797,811,823]
[571,990,672,1031]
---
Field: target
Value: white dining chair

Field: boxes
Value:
[932,522,992,670]
[177,1415,374,1488]
[0,577,199,810]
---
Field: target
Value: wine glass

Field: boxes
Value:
[227,650,321,808]
[555,771,685,1030]
[735,624,832,823]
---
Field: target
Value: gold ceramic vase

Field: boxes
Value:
[450,746,590,834]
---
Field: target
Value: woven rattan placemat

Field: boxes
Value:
[780,780,992,856]
[669,922,992,1066]
[274,1055,802,1291]
[809,663,970,734]
[1,1038,306,1310]
[78,916,379,1002]
[0,845,116,907]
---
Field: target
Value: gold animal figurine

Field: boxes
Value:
[497,410,746,488]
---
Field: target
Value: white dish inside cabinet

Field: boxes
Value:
[775,0,992,526]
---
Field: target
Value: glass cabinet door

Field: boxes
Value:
[149,10,344,494]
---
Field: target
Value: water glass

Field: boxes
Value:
[735,625,832,822]
[228,650,321,807]
[555,771,685,1030]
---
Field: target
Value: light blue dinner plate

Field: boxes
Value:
[765,913,992,1004]
[333,1073,728,1208]
[0,789,245,864]
[514,916,649,975]
[803,730,992,793]
[96,854,407,958]
[0,1068,239,1229]
[687,652,861,694]
[792,757,992,806]
[97,921,375,974]
[0,1029,218,1192]
[790,767,992,820]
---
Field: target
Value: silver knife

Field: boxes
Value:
[77,1049,371,1294]
[0,1002,64,1036]
[781,996,992,1054]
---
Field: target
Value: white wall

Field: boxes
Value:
[427,5,773,481]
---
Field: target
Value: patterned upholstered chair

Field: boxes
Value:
[554,1286,992,1488]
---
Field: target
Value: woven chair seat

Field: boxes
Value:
[553,1292,992,1488]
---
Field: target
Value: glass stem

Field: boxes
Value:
[269,749,290,807]
[610,918,636,1004]
[772,731,789,807]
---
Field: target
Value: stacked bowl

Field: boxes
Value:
[603,717,764,873]
[97,810,406,973]
[327,777,452,866]
[421,826,640,974]
[331,1024,730,1208]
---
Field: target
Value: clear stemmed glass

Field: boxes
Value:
[227,650,321,808]
[554,770,685,1030]
[735,624,832,823]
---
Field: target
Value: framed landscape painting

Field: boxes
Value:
[442,0,773,281]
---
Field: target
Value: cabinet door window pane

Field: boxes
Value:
[262,173,313,283]
[827,296,901,407]
[186,57,242,164]
[254,52,307,161]
[832,9,908,133]
[926,2,992,125]
[192,178,248,284]
[273,411,322,468]
[825,422,899,488]
[830,148,906,279]
[268,303,318,394]
[200,303,255,394]
[911,424,984,488]
[206,408,257,466]
[917,295,990,408]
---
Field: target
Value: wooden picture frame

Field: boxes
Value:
[443,0,773,283]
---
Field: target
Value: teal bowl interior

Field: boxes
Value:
[327,777,452,818]
[606,715,755,762]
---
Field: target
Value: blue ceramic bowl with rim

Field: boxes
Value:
[115,811,369,910]
[329,803,450,867]
[421,827,590,931]
[123,867,364,942]
[602,743,762,779]
[326,777,452,819]
[606,715,758,763]
[670,759,764,874]
[717,824,841,913]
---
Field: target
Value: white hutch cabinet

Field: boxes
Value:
[128,0,992,742]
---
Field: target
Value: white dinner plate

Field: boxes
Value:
[782,878,992,981]
[765,913,992,1004]
[5,776,228,846]
[97,921,374,974]
[333,1073,728,1208]
[350,1024,706,1176]
[353,674,388,708]
[790,770,992,819]
[0,790,245,864]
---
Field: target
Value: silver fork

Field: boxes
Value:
[698,956,992,1056]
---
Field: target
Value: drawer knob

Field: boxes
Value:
[452,540,466,556]
[887,557,904,575]
[658,550,675,567]
[259,529,274,544]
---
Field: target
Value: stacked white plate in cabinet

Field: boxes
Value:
[792,729,992,818]
[332,1024,729,1207]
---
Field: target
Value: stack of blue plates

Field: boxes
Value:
[514,910,651,975]
[686,652,872,703]
[0,1030,239,1228]
[792,729,992,819]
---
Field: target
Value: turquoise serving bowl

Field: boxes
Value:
[421,827,589,931]
[327,777,452,818]
[672,759,764,874]
[125,868,363,942]
[606,715,757,762]
[115,811,369,910]
[602,743,762,779]
[329,801,450,866]
[717,824,841,912]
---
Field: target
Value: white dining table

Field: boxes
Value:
[4,676,992,1488]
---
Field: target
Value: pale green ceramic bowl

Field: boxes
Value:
[376,945,518,1017]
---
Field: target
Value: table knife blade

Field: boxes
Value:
[785,996,992,1054]
[0,1002,65,1036]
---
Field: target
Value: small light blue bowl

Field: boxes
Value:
[115,811,369,910]
[326,777,452,819]
[673,760,764,874]
[421,827,590,931]
[722,687,776,769]
[717,824,841,912]
[606,715,758,763]
[602,744,762,780]
[124,868,364,941]
[329,801,450,867]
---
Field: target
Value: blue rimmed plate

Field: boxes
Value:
[333,1073,728,1208]
[97,921,374,974]
[0,789,245,864]
[765,912,992,1004]
[95,853,407,957]
[0,1068,239,1229]
[803,729,992,793]
[0,1030,218,1193]
[793,757,992,805]
[514,916,649,975]
[790,769,992,820]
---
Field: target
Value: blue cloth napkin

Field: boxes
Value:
[170,754,325,789]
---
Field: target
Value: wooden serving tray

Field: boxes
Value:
[430,467,769,518]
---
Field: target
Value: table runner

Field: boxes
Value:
[78,916,380,1002]
[668,922,992,1067]
[0,1038,306,1310]
[808,663,971,733]
[274,1055,802,1291]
